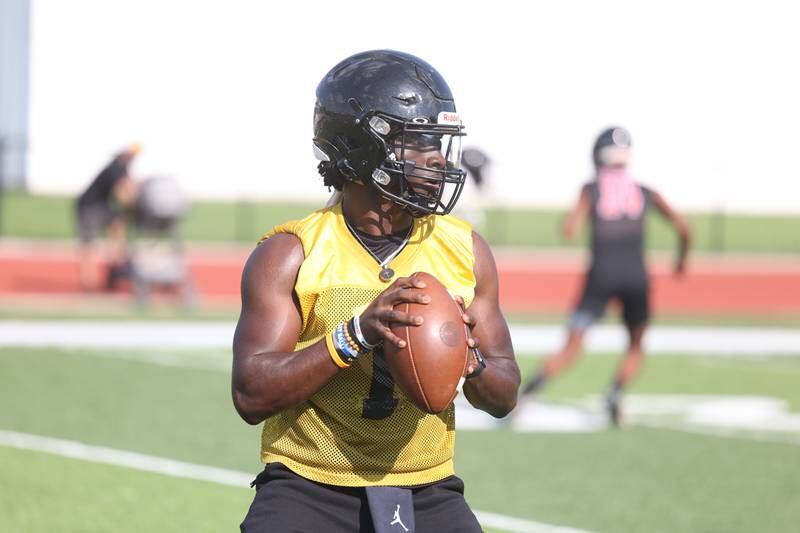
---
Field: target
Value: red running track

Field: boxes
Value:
[1,245,799,315]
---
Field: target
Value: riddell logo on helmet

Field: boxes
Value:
[437,112,461,124]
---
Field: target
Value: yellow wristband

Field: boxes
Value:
[325,333,351,369]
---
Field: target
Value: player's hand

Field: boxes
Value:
[453,295,483,377]
[358,276,431,349]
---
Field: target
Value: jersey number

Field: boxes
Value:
[362,346,399,420]
[598,177,644,220]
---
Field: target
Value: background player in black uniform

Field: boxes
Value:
[519,127,691,425]
[75,143,140,290]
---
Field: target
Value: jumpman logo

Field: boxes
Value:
[390,504,409,532]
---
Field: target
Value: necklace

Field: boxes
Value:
[344,216,413,282]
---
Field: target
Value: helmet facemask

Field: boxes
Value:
[367,112,466,216]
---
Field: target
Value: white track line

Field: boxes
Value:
[0,430,593,533]
[0,321,798,356]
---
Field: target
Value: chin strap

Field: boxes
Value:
[324,190,343,208]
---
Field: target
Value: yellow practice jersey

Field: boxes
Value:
[257,201,476,487]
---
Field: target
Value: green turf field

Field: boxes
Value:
[1,345,798,533]
[3,190,799,252]
[0,446,251,533]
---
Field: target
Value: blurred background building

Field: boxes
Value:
[0,0,30,191]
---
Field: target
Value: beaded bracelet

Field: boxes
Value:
[326,320,371,368]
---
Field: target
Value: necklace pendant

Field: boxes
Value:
[379,267,395,282]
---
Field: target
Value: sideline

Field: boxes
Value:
[0,321,799,355]
[0,430,594,533]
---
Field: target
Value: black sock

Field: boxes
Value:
[607,378,623,400]
[521,374,547,396]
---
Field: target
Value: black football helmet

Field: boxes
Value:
[313,50,467,216]
[593,126,632,168]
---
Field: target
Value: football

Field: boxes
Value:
[385,271,470,414]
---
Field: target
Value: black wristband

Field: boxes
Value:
[465,347,486,380]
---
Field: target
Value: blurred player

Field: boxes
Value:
[452,146,491,229]
[232,50,520,532]
[519,126,691,426]
[75,143,140,291]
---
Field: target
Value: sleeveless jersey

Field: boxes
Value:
[257,201,476,487]
[584,168,653,285]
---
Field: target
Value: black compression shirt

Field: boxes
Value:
[583,170,653,285]
[349,225,412,264]
[78,156,128,208]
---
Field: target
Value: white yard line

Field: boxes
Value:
[0,430,594,533]
[0,321,234,350]
[634,420,800,446]
[474,511,593,533]
[0,321,798,355]
[0,429,252,486]
[509,324,800,356]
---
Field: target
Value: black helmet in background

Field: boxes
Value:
[593,126,632,169]
[313,50,467,216]
[461,147,491,189]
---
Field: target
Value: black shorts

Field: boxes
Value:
[240,463,482,533]
[76,202,121,244]
[570,275,649,330]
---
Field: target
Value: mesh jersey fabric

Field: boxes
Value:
[256,201,476,487]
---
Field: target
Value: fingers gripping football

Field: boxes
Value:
[358,276,430,348]
[453,294,483,377]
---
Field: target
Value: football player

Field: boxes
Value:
[75,143,141,291]
[233,50,520,532]
[519,127,691,426]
